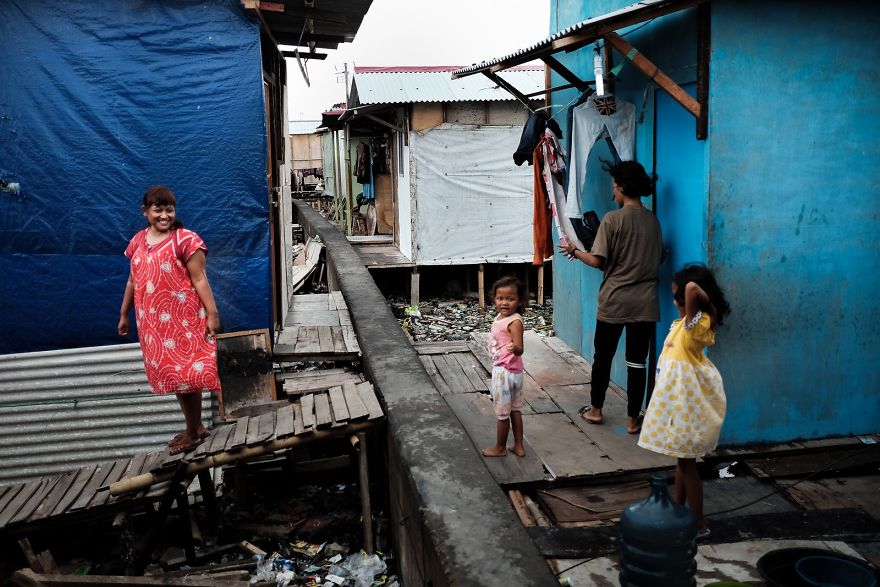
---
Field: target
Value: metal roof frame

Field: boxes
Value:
[452,0,711,139]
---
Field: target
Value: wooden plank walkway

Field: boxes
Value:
[354,243,416,269]
[274,293,361,361]
[0,383,385,532]
[417,332,676,485]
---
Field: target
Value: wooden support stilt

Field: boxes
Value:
[537,265,545,306]
[139,464,192,572]
[355,432,374,554]
[410,268,420,307]
[197,470,217,533]
[174,494,197,565]
[478,264,485,311]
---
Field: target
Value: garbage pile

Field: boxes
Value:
[388,297,554,342]
[5,479,399,587]
[249,548,395,587]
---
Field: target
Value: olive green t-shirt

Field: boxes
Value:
[590,206,663,323]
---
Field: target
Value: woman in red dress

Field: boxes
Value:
[118,185,221,455]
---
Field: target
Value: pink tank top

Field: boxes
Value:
[488,313,524,373]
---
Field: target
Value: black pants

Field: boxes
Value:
[591,320,654,418]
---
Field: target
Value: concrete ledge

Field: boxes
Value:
[292,201,556,586]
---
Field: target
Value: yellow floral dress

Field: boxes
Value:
[638,312,726,458]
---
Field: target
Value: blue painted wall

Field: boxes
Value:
[550,2,699,392]
[551,0,880,444]
[0,0,271,354]
[708,1,880,443]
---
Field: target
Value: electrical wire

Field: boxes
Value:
[705,445,876,518]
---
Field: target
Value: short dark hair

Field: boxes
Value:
[602,160,655,199]
[490,275,528,313]
[142,185,183,229]
[673,263,731,326]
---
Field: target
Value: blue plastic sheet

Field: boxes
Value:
[0,0,270,354]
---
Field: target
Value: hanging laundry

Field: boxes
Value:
[514,112,562,166]
[355,143,369,184]
[534,129,585,262]
[531,143,553,265]
[564,93,635,218]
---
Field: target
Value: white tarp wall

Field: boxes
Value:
[409,124,533,264]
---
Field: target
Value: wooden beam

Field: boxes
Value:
[364,114,405,133]
[603,31,701,118]
[482,72,533,111]
[541,55,591,92]
[696,2,710,140]
[281,50,327,60]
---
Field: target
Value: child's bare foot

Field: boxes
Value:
[579,406,603,424]
[482,446,507,457]
[626,417,642,434]
[508,445,526,457]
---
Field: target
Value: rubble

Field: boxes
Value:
[3,478,398,587]
[388,297,554,342]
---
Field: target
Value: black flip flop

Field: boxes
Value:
[578,406,603,424]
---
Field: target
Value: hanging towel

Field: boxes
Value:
[536,129,585,252]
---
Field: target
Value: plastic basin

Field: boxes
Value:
[758,548,880,587]
[795,555,877,587]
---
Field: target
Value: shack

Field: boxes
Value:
[325,66,547,303]
[0,0,372,355]
[453,0,880,445]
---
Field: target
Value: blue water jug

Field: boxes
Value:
[619,472,698,587]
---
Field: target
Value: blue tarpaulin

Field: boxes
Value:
[0,0,270,354]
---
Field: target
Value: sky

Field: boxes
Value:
[284,0,550,121]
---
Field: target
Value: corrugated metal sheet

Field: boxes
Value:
[350,69,545,106]
[452,0,699,77]
[0,343,216,486]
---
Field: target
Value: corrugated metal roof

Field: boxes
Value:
[289,120,321,134]
[350,68,545,106]
[452,0,703,78]
[0,343,216,486]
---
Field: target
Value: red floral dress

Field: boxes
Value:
[125,228,221,395]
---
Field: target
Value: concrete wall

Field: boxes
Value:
[292,200,556,587]
[550,0,880,444]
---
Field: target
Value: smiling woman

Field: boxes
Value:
[118,185,222,456]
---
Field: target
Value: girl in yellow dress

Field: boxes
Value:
[638,264,730,536]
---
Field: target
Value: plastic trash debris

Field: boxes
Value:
[404,305,421,318]
[325,574,346,585]
[341,552,387,587]
[328,554,343,564]
[291,540,325,559]
[275,569,296,587]
[251,553,281,584]
[717,461,737,478]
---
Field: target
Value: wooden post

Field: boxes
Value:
[356,432,374,554]
[410,267,420,307]
[197,470,218,532]
[537,265,545,306]
[478,264,485,311]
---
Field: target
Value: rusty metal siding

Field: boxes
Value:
[0,343,216,486]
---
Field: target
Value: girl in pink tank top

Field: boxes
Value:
[482,276,527,458]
